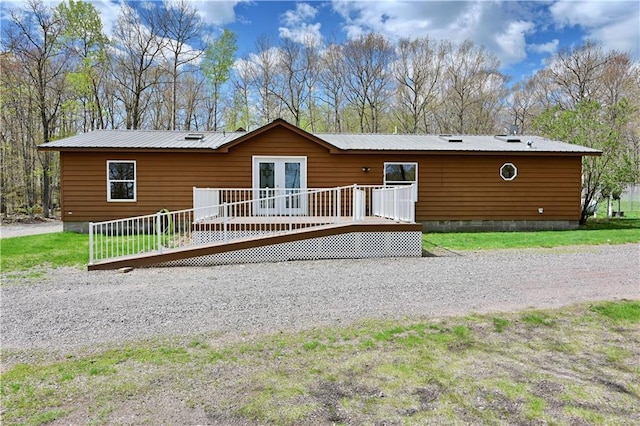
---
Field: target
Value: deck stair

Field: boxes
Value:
[88,185,421,270]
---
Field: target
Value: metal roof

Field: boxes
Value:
[40,128,601,154]
[40,129,245,149]
[315,133,601,153]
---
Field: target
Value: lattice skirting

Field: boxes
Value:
[159,231,422,267]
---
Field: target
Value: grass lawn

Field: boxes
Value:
[424,217,640,251]
[2,301,639,425]
[2,217,639,273]
[0,232,89,272]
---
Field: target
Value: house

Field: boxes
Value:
[39,119,600,269]
[40,118,600,231]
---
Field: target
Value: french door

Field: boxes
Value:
[252,156,307,215]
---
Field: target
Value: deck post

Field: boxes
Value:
[89,222,94,264]
[156,212,162,253]
[353,184,358,222]
[288,192,292,231]
[223,202,228,242]
[336,188,341,220]
[394,187,399,222]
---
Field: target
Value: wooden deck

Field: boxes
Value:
[88,220,422,270]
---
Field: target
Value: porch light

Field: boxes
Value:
[362,166,371,172]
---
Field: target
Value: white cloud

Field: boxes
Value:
[495,20,536,63]
[89,0,122,36]
[278,2,323,44]
[589,13,640,56]
[191,0,244,26]
[329,0,639,68]
[279,22,323,44]
[329,1,541,67]
[282,2,318,25]
[529,39,560,55]
[550,0,617,28]
[550,0,639,57]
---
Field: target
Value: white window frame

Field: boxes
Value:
[383,162,418,201]
[107,160,137,202]
[500,162,517,181]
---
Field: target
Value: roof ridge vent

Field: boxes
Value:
[495,135,521,143]
[439,134,463,143]
[185,133,204,140]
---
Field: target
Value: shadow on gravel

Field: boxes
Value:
[422,247,463,257]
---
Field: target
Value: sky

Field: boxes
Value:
[2,0,639,82]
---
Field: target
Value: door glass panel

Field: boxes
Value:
[285,163,300,188]
[285,162,301,208]
[259,162,275,188]
[259,162,275,209]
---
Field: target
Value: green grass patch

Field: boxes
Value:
[2,217,639,272]
[590,300,640,323]
[5,301,638,425]
[595,200,640,219]
[0,232,89,272]
[424,218,640,251]
[521,311,556,327]
[492,317,510,333]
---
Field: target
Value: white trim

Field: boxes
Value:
[383,162,418,201]
[500,162,517,181]
[107,160,137,202]
[252,156,308,215]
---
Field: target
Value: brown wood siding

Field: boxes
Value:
[59,126,582,223]
[418,155,582,220]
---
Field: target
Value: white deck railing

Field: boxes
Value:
[89,184,415,265]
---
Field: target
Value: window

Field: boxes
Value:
[384,162,418,200]
[500,162,517,181]
[107,161,136,201]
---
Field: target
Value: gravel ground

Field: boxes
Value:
[2,244,639,357]
[0,220,62,238]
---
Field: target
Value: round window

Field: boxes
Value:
[500,163,517,181]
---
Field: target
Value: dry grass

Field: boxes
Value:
[2,300,639,425]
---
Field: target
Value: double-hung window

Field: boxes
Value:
[107,160,136,202]
[384,162,418,201]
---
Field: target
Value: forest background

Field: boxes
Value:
[1,0,638,219]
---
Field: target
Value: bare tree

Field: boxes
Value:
[270,37,319,128]
[540,41,639,178]
[0,53,41,215]
[439,40,505,134]
[2,0,69,217]
[343,33,395,132]
[545,40,609,108]
[229,58,254,131]
[249,36,283,125]
[393,36,445,133]
[317,43,346,132]
[110,1,166,129]
[159,0,204,130]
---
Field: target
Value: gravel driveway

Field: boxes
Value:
[0,220,63,238]
[2,244,639,354]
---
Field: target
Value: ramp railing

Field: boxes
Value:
[89,184,415,265]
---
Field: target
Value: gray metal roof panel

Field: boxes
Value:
[40,129,601,154]
[40,130,245,149]
[314,133,601,153]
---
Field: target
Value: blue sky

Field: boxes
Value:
[2,1,639,82]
